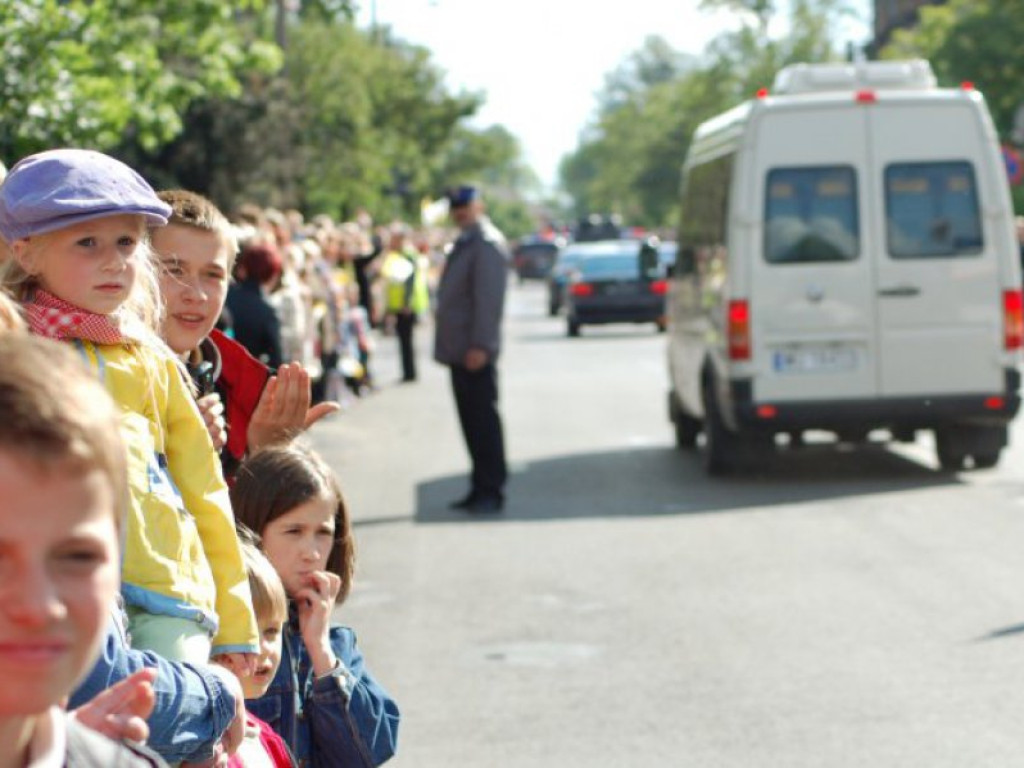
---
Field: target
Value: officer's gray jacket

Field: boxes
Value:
[433,218,509,366]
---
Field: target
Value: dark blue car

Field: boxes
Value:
[563,240,670,336]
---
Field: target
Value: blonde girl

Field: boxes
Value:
[0,149,257,667]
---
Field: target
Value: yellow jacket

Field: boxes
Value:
[72,339,258,655]
[383,249,429,314]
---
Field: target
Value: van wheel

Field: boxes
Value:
[567,319,581,337]
[935,429,967,472]
[702,383,739,474]
[971,451,1001,469]
[935,425,1006,471]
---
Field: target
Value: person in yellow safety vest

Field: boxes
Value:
[383,222,430,382]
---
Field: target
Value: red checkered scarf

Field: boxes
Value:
[23,289,139,345]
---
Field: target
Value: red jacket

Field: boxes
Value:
[227,711,295,767]
[207,329,271,475]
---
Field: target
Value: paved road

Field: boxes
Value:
[310,281,1024,767]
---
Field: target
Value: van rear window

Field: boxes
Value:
[764,166,859,264]
[884,162,983,258]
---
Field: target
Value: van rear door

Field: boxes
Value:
[868,100,1003,397]
[749,107,878,402]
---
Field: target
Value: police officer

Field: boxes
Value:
[433,186,509,513]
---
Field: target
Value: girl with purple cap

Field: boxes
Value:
[0,149,259,674]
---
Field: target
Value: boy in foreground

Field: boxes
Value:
[0,333,164,764]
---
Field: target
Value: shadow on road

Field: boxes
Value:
[513,327,663,343]
[977,622,1024,642]
[414,441,960,524]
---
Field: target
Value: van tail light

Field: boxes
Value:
[649,279,668,295]
[1003,289,1023,350]
[728,299,751,361]
[570,282,594,297]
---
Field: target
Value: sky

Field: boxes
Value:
[355,0,873,191]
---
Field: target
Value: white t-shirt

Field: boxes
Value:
[234,716,276,768]
[27,707,67,768]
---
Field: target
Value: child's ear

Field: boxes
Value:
[11,239,36,275]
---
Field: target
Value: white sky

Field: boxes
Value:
[356,0,873,191]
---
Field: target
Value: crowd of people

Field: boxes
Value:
[0,149,410,767]
[0,143,515,765]
[197,192,439,402]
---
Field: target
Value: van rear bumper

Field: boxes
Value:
[730,369,1021,432]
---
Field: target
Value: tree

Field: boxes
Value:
[558,1,853,226]
[137,17,490,220]
[881,0,1024,211]
[0,1,281,161]
[285,21,480,219]
[598,35,696,114]
[435,125,540,199]
[883,0,1024,139]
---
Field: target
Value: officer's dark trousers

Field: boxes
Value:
[396,313,417,381]
[451,363,507,499]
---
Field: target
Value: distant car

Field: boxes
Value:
[512,237,562,282]
[563,240,669,337]
[658,240,678,271]
[547,248,584,316]
[574,214,624,243]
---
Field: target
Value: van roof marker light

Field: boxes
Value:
[961,81,975,91]
[855,90,877,104]
[756,88,769,100]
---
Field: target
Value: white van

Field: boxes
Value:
[666,59,1023,474]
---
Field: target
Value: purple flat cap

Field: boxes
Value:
[0,148,171,241]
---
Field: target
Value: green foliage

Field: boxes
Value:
[883,0,1024,138]
[881,0,1024,211]
[0,1,281,161]
[132,16,538,226]
[0,3,568,230]
[559,1,853,227]
[285,21,480,219]
[435,125,539,200]
[297,0,357,22]
[485,196,538,240]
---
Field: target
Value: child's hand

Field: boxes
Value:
[197,392,227,450]
[70,667,156,743]
[247,363,340,451]
[294,570,342,676]
[212,651,257,679]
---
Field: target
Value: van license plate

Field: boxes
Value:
[773,347,857,373]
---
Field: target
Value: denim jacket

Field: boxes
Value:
[70,608,237,763]
[246,609,399,768]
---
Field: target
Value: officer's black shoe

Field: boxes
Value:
[462,494,504,514]
[448,493,478,510]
